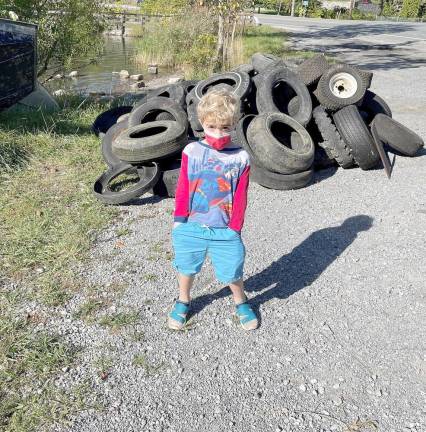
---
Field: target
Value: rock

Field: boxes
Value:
[119,70,130,78]
[299,384,306,392]
[130,74,144,81]
[8,11,19,21]
[54,74,64,80]
[148,65,158,74]
[131,81,146,90]
[168,77,184,84]
[68,71,78,78]
[53,89,67,97]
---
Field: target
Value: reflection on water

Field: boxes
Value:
[45,34,171,96]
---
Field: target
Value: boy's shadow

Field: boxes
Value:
[188,215,374,325]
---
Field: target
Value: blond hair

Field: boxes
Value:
[197,89,239,126]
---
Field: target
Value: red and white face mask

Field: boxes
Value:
[204,130,232,150]
[203,124,233,150]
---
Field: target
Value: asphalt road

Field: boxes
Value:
[256,14,426,136]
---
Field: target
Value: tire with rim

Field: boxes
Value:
[128,96,188,128]
[247,112,314,174]
[297,53,329,86]
[313,105,354,168]
[251,164,314,190]
[93,162,160,205]
[256,66,312,126]
[332,105,380,170]
[316,63,367,111]
[371,114,424,156]
[112,120,188,163]
[92,106,133,136]
[101,120,129,167]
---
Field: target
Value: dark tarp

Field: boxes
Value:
[0,19,37,110]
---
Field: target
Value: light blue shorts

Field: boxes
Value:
[171,222,246,284]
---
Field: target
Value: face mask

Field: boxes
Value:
[204,130,232,150]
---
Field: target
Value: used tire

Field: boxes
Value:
[251,52,280,73]
[101,120,129,167]
[297,53,329,86]
[147,83,186,107]
[359,90,392,124]
[333,105,380,170]
[313,105,354,168]
[372,114,424,156]
[247,112,314,174]
[256,66,312,126]
[153,159,181,197]
[186,88,203,131]
[194,71,251,102]
[316,63,367,111]
[92,106,133,136]
[112,120,188,163]
[128,96,188,128]
[251,164,314,190]
[93,161,160,205]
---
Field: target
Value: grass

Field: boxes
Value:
[98,311,140,332]
[0,96,123,431]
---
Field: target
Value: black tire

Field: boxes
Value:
[155,112,175,121]
[146,84,186,107]
[256,66,312,126]
[357,68,373,89]
[251,52,280,73]
[153,159,181,197]
[92,106,133,136]
[233,114,262,165]
[316,64,367,111]
[101,120,129,167]
[312,105,354,168]
[251,163,314,190]
[194,71,251,102]
[372,114,424,156]
[314,146,337,170]
[186,88,203,131]
[232,63,256,77]
[247,112,314,174]
[93,162,160,205]
[333,105,380,170]
[297,53,329,86]
[112,120,188,163]
[180,80,199,97]
[128,96,188,128]
[359,90,392,124]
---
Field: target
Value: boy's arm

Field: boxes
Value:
[228,165,250,233]
[173,152,190,222]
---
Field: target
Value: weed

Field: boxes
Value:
[98,311,140,331]
[132,354,164,375]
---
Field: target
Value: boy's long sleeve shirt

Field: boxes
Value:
[174,140,250,232]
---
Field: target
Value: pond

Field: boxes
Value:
[45,32,173,96]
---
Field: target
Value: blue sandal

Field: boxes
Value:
[236,300,258,331]
[168,299,190,330]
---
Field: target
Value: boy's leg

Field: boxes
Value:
[177,273,195,303]
[228,278,247,304]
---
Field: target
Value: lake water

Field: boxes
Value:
[45,32,172,96]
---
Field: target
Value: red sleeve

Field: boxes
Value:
[228,165,250,233]
[173,152,189,222]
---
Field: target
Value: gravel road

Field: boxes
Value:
[45,18,426,432]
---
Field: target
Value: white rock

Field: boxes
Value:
[299,384,306,392]
[54,74,64,80]
[168,77,184,84]
[130,74,144,80]
[119,70,130,78]
[8,11,18,21]
[53,89,67,96]
[68,71,78,78]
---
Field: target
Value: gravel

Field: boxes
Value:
[39,27,426,432]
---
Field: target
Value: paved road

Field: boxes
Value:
[256,15,426,136]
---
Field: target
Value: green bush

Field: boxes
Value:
[400,0,421,17]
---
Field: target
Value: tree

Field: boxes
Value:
[0,0,106,78]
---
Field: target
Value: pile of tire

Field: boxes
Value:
[92,52,424,203]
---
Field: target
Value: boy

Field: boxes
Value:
[168,89,258,331]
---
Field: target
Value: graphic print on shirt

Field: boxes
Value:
[188,148,242,223]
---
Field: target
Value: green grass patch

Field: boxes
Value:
[0,97,122,430]
[98,311,140,332]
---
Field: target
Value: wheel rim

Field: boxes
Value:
[329,72,358,98]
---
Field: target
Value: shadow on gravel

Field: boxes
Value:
[189,215,374,325]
